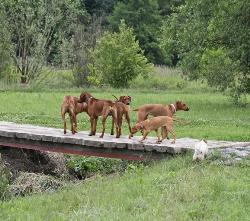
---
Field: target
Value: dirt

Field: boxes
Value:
[0,147,71,197]
[0,147,69,181]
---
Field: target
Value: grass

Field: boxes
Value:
[0,67,249,220]
[0,155,249,221]
[0,90,249,141]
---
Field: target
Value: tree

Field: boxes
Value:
[0,8,11,80]
[108,0,164,64]
[160,0,250,102]
[2,0,87,84]
[88,20,153,88]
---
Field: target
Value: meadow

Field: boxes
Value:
[0,155,249,221]
[0,89,249,141]
[0,68,250,220]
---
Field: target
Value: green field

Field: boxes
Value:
[0,90,249,141]
[0,88,250,220]
[1,155,249,221]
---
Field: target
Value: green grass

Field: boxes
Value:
[1,155,249,221]
[0,70,249,220]
[0,90,249,141]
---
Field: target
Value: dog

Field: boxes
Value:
[193,140,208,161]
[78,92,118,138]
[61,96,88,134]
[129,116,179,144]
[133,101,189,123]
[111,95,132,138]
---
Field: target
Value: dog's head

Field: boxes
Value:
[118,96,131,105]
[131,122,144,134]
[79,92,92,103]
[175,101,189,111]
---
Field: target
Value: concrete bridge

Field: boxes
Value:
[0,121,249,160]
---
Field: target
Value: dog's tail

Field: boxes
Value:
[112,95,118,101]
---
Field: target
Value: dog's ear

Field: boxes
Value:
[119,96,124,101]
[203,139,207,144]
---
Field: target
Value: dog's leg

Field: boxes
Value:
[155,129,161,143]
[160,126,168,142]
[74,115,78,133]
[111,117,114,135]
[100,116,107,138]
[93,117,98,135]
[125,112,132,137]
[61,108,67,134]
[70,115,74,134]
[116,117,122,138]
[166,126,176,144]
[139,130,149,143]
[89,117,95,136]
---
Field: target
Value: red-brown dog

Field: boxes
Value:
[111,95,132,138]
[61,96,87,134]
[134,101,189,123]
[78,92,118,138]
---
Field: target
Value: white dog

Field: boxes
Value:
[193,140,208,161]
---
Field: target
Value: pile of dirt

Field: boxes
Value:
[0,147,72,198]
[8,172,63,197]
[0,147,69,181]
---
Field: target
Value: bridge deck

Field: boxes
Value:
[0,121,249,160]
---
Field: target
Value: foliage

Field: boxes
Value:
[88,20,153,88]
[0,154,9,200]
[1,0,87,84]
[66,156,123,179]
[73,16,103,87]
[160,0,250,102]
[0,8,12,80]
[108,0,165,64]
[1,155,249,220]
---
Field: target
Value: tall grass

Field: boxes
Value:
[1,155,249,221]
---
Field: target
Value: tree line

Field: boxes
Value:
[0,0,249,101]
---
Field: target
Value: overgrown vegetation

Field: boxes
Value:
[160,0,250,102]
[1,155,249,220]
[88,20,153,88]
[0,0,248,101]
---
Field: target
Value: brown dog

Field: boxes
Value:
[78,92,118,138]
[61,96,88,134]
[129,116,178,144]
[111,95,132,138]
[134,101,189,123]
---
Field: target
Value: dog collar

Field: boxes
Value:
[170,104,176,113]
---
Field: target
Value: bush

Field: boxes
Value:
[32,69,75,90]
[66,156,123,179]
[0,154,9,200]
[88,20,153,88]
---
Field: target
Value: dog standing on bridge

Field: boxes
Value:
[61,96,88,134]
[129,116,179,144]
[111,95,132,138]
[133,100,189,122]
[78,92,119,138]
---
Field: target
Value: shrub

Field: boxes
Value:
[0,154,9,200]
[88,20,153,88]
